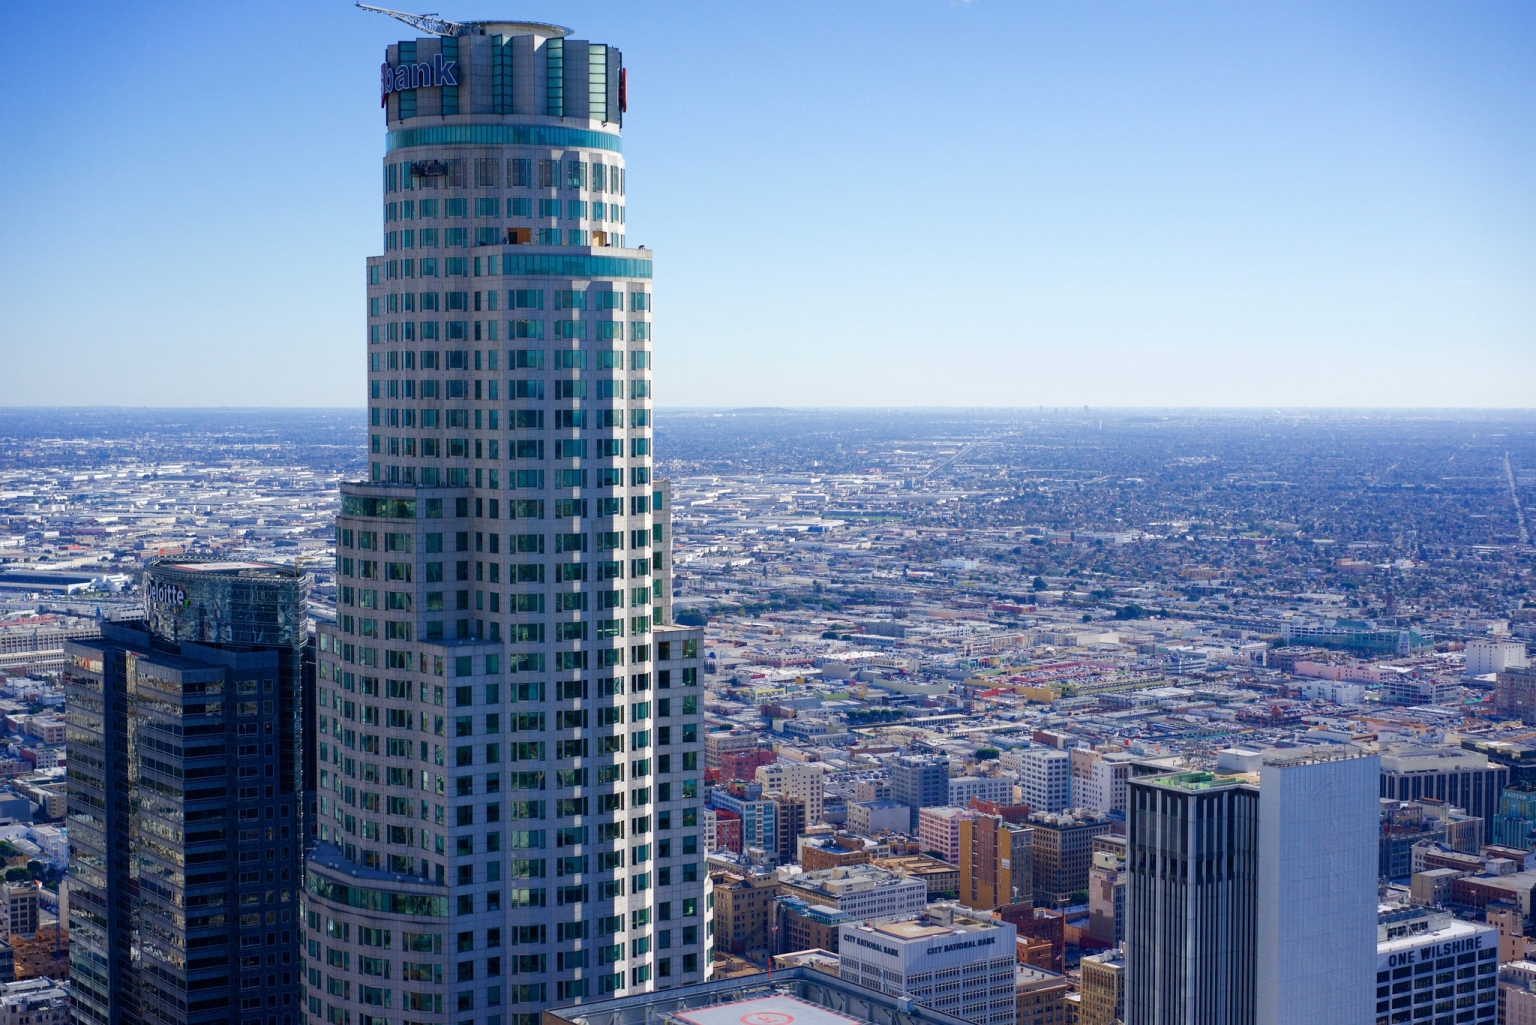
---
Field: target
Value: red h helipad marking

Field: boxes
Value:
[741,1014,794,1025]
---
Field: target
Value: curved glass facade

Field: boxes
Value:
[387,125,622,153]
[144,559,307,648]
[499,253,652,279]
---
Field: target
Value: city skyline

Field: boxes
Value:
[3,1,1535,408]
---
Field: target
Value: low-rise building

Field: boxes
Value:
[1020,748,1071,815]
[773,795,808,865]
[1069,749,1135,815]
[758,761,828,825]
[1500,960,1536,1025]
[1078,950,1124,1025]
[0,977,65,1025]
[712,784,779,854]
[780,865,928,924]
[3,887,36,941]
[1376,904,1497,1025]
[546,968,988,1025]
[917,806,976,864]
[1027,810,1112,908]
[706,731,762,770]
[1411,868,1460,907]
[1488,902,1536,963]
[1015,965,1069,1025]
[714,808,743,853]
[799,833,878,871]
[1087,835,1126,946]
[873,855,960,902]
[949,776,1014,808]
[710,868,781,957]
[838,904,1018,1025]
[848,800,911,838]
[959,813,1032,912]
[777,897,851,955]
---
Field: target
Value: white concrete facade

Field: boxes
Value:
[785,865,929,923]
[1256,748,1379,1025]
[838,906,1018,1025]
[1069,752,1133,814]
[1378,906,1497,1025]
[1467,637,1529,677]
[948,775,1014,808]
[849,799,913,838]
[1020,748,1070,814]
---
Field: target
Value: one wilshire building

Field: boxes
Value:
[66,560,309,1025]
[302,11,709,1025]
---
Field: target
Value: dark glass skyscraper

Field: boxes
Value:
[1125,772,1259,1025]
[66,560,308,1025]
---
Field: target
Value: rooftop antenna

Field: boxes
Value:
[355,2,468,37]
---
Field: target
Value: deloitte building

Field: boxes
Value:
[301,11,709,1025]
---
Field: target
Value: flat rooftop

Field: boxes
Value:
[674,996,862,1025]
[1378,915,1491,955]
[872,921,951,940]
[160,561,282,572]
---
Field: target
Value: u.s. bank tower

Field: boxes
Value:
[302,15,710,1025]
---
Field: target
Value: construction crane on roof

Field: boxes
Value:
[356,2,467,37]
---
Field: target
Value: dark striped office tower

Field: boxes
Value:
[301,11,709,1025]
[1124,772,1259,1025]
[66,560,309,1025]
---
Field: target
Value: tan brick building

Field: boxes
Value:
[960,813,1032,911]
[709,869,780,956]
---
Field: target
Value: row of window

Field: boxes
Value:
[372,403,649,432]
[315,735,679,784]
[316,694,698,734]
[372,378,649,407]
[339,554,658,589]
[372,319,649,344]
[370,405,649,432]
[372,287,649,313]
[385,198,626,223]
[370,352,647,376]
[371,436,649,462]
[319,641,687,679]
[327,612,657,643]
[385,158,625,195]
[338,495,655,524]
[311,759,698,827]
[312,666,695,708]
[338,526,659,555]
[368,254,652,284]
[307,916,692,990]
[385,228,625,252]
[369,465,653,493]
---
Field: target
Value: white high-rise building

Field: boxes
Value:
[1256,747,1379,1025]
[305,13,708,1021]
[1020,748,1071,814]
[1069,749,1134,814]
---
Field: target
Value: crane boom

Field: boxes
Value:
[355,2,468,37]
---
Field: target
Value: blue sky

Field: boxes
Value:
[1,1,1533,407]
